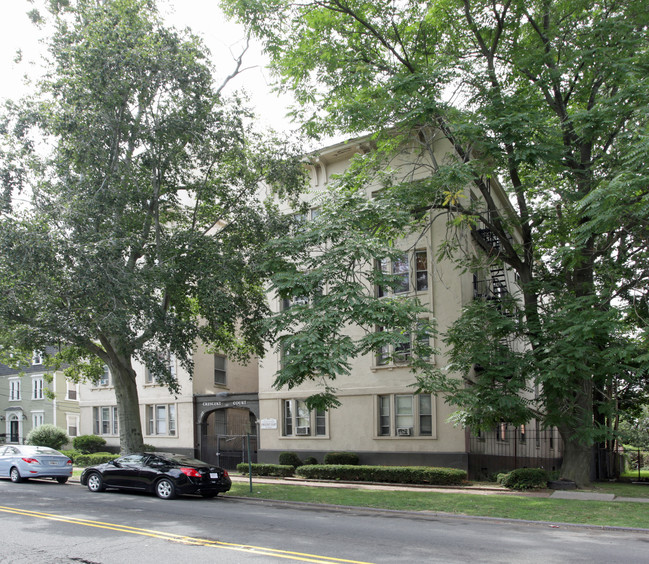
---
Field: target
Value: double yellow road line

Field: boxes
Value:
[0,505,373,563]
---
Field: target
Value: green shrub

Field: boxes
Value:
[236,463,295,477]
[72,434,107,454]
[303,456,318,465]
[61,449,81,463]
[75,452,120,466]
[279,451,303,468]
[142,444,156,452]
[26,424,70,450]
[296,464,467,485]
[500,468,549,490]
[323,452,359,465]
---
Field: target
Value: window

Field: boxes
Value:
[145,352,175,385]
[67,414,79,437]
[375,322,430,367]
[495,421,508,441]
[378,395,391,436]
[98,365,110,387]
[146,404,176,436]
[214,354,226,386]
[66,380,78,400]
[32,351,43,365]
[93,406,118,435]
[282,399,327,437]
[392,254,410,294]
[32,377,44,400]
[377,394,434,437]
[9,378,21,401]
[394,332,412,363]
[32,412,44,429]
[415,250,428,291]
[376,250,429,297]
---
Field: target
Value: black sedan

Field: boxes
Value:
[80,452,231,499]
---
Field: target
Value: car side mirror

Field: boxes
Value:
[109,460,121,468]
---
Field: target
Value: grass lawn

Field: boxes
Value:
[227,481,649,529]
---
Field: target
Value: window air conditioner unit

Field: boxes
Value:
[296,426,311,436]
[396,427,412,436]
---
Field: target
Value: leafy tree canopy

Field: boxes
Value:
[0,0,305,453]
[224,0,649,485]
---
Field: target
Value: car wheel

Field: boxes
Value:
[200,491,218,499]
[86,472,105,492]
[155,478,176,500]
[56,477,68,484]
[9,467,23,483]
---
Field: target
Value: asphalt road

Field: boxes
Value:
[0,477,647,564]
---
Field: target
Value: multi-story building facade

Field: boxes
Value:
[254,133,562,477]
[0,351,80,446]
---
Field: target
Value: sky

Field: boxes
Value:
[0,0,296,134]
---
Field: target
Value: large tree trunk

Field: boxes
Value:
[558,425,592,487]
[557,377,594,487]
[107,353,144,454]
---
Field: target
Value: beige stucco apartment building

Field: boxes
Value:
[254,132,562,476]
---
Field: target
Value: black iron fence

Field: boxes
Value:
[468,426,563,480]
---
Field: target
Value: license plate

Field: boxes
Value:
[49,461,59,465]
[209,473,219,479]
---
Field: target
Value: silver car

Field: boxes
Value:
[0,445,73,484]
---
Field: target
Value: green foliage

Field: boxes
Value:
[72,435,107,454]
[0,0,305,454]
[296,465,467,485]
[142,444,156,452]
[60,449,80,463]
[25,424,69,450]
[75,453,120,466]
[236,463,295,477]
[224,0,649,485]
[278,451,303,468]
[303,456,318,465]
[499,468,550,491]
[323,452,359,465]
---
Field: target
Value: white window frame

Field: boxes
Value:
[31,411,45,429]
[98,365,110,387]
[9,378,21,401]
[32,351,44,365]
[66,380,79,400]
[66,413,79,437]
[376,394,435,437]
[32,376,44,400]
[93,406,118,436]
[376,249,430,298]
[281,399,327,438]
[146,404,176,436]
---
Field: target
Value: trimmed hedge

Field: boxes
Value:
[74,452,120,466]
[72,434,107,454]
[236,463,295,477]
[296,464,467,485]
[499,468,549,490]
[323,452,359,465]
[61,449,81,463]
[278,451,303,468]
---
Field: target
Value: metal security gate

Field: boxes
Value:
[201,433,257,470]
[199,407,258,470]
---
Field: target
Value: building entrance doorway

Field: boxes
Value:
[200,407,257,470]
[9,418,19,443]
